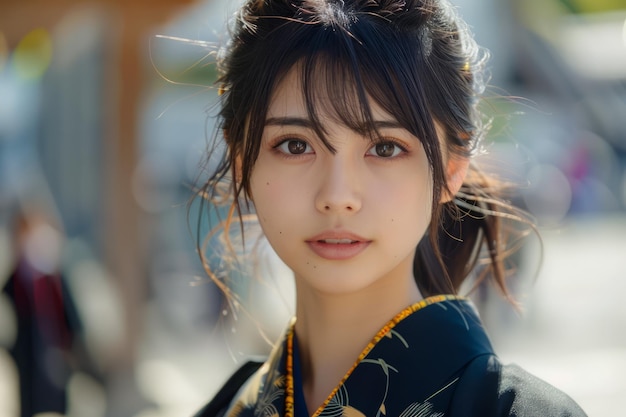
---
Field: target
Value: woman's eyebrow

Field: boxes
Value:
[372,120,404,129]
[265,116,313,128]
[264,116,403,129]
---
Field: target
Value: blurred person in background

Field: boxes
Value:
[2,203,82,417]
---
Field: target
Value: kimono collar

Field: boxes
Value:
[225,295,495,417]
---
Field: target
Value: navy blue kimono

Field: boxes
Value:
[196,295,587,417]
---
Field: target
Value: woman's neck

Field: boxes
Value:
[293,276,422,415]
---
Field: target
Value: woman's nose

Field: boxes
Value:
[314,157,363,214]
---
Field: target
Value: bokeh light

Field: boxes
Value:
[524,164,573,226]
[12,28,53,80]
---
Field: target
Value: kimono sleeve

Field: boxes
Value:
[448,354,587,417]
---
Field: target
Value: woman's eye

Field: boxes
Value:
[367,142,404,158]
[275,139,313,155]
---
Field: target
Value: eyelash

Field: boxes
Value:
[271,137,315,157]
[366,140,409,159]
[269,136,409,159]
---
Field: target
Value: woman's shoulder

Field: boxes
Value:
[450,354,587,417]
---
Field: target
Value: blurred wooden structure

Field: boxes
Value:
[1,0,196,371]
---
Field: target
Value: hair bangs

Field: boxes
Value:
[293,26,442,160]
[299,49,380,151]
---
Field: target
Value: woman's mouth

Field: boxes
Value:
[307,232,370,260]
[319,238,357,244]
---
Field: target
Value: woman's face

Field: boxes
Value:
[249,67,434,297]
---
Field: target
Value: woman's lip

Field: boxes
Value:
[306,231,368,242]
[306,240,371,260]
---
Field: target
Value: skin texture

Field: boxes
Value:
[248,67,467,414]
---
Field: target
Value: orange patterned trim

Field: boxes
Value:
[285,324,295,416]
[284,294,465,417]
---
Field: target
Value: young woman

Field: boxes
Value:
[193,0,587,416]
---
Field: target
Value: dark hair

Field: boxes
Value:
[198,0,531,300]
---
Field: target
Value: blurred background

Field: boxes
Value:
[0,0,624,416]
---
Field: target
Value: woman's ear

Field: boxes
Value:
[440,154,469,203]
